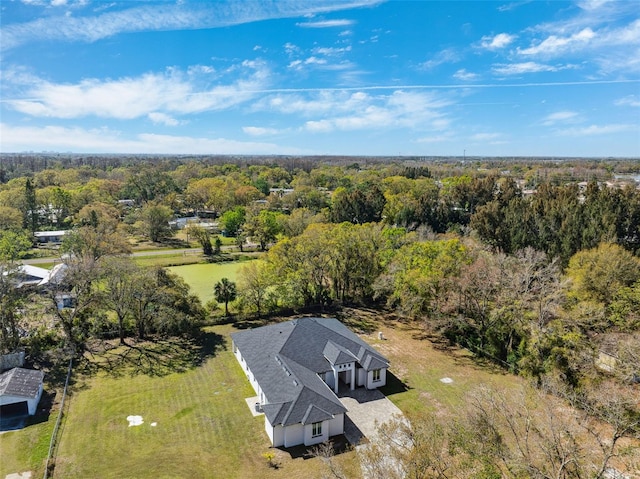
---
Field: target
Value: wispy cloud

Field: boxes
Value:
[453,69,479,81]
[297,19,355,28]
[2,1,377,51]
[0,123,306,154]
[420,48,460,70]
[497,1,534,12]
[312,45,352,56]
[288,57,328,70]
[4,61,270,119]
[492,61,572,75]
[261,89,453,133]
[480,33,516,50]
[242,126,281,136]
[557,123,635,136]
[518,27,596,56]
[615,95,640,107]
[148,112,180,126]
[541,110,579,125]
[470,133,502,141]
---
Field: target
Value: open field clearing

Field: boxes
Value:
[167,261,248,304]
[335,309,524,416]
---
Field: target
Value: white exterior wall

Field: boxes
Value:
[273,424,285,447]
[0,387,42,415]
[323,371,335,390]
[366,368,387,389]
[303,420,328,446]
[266,421,286,447]
[328,413,344,436]
[233,341,263,401]
[284,423,304,448]
[357,368,366,387]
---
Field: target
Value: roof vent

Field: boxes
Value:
[293,379,299,386]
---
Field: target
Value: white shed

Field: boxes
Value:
[0,368,45,415]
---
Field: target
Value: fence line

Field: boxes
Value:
[43,357,73,479]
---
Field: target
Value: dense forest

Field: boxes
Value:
[1,155,639,475]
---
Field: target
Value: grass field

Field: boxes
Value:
[0,414,55,477]
[167,261,249,304]
[51,326,360,479]
[38,314,525,479]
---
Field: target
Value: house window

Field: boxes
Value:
[372,369,381,382]
[312,422,322,437]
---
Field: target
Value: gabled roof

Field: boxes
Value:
[0,368,44,399]
[231,317,389,427]
[323,341,357,365]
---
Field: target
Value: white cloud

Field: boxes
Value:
[594,46,640,74]
[275,90,453,133]
[557,123,635,136]
[148,112,180,126]
[420,48,460,70]
[470,133,502,141]
[284,42,300,55]
[297,19,355,28]
[519,27,596,56]
[312,46,352,56]
[422,51,458,70]
[480,33,516,50]
[453,69,479,81]
[416,133,454,143]
[541,111,579,125]
[5,61,270,119]
[492,61,564,75]
[0,123,306,154]
[615,95,640,107]
[288,56,328,70]
[242,126,280,136]
[2,1,376,51]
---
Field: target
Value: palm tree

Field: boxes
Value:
[214,277,237,317]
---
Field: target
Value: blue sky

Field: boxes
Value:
[1,0,638,157]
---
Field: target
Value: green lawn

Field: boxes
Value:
[0,414,55,477]
[167,261,248,304]
[51,326,359,479]
[2,315,529,479]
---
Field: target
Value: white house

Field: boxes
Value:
[0,367,45,416]
[34,230,68,243]
[231,317,389,448]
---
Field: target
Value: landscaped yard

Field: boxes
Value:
[51,325,360,479]
[167,261,249,304]
[2,311,528,479]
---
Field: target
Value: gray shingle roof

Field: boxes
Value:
[323,341,357,365]
[0,368,44,399]
[231,317,389,427]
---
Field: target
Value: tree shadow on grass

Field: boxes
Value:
[80,330,226,378]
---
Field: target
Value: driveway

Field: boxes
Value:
[338,386,404,446]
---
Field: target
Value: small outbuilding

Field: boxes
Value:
[0,367,45,416]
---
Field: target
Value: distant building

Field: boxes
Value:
[34,230,68,243]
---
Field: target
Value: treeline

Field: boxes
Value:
[1,159,639,386]
[234,223,640,386]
